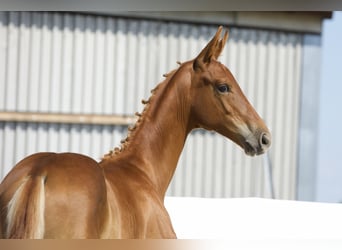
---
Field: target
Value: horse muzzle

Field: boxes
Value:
[243,132,271,156]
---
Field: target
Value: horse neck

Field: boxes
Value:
[105,64,193,198]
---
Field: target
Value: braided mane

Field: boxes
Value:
[102,63,182,160]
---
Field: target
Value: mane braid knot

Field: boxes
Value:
[102,89,156,160]
[102,65,180,160]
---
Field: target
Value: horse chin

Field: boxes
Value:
[221,133,255,156]
[243,141,257,157]
[243,138,268,157]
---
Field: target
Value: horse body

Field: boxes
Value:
[0,27,271,238]
[0,152,176,238]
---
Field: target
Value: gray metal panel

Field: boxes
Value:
[0,12,304,199]
[296,34,321,201]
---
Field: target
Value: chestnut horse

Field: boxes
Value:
[0,26,271,238]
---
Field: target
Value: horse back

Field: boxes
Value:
[0,152,108,238]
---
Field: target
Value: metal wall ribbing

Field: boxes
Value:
[0,12,303,199]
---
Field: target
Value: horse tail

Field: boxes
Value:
[6,175,46,239]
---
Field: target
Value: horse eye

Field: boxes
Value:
[216,84,230,93]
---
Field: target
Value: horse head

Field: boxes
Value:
[188,26,271,156]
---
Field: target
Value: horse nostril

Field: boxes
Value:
[260,133,271,148]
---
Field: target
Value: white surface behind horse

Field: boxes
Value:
[164,197,342,240]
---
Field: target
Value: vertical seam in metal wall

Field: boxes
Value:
[291,36,302,199]
[12,12,19,166]
[3,12,9,110]
[296,34,305,201]
[296,34,321,201]
[15,12,21,112]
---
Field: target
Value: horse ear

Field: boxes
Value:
[193,26,229,71]
[213,29,228,59]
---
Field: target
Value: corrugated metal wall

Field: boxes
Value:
[0,12,303,199]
